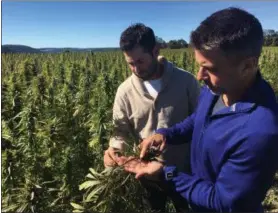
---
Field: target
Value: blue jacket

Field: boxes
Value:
[156,72,278,212]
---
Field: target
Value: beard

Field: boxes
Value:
[134,60,158,81]
[204,80,226,96]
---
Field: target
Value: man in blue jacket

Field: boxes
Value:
[122,7,278,212]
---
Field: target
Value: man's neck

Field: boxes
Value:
[148,61,164,80]
[222,72,257,106]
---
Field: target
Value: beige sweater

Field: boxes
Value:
[109,57,200,172]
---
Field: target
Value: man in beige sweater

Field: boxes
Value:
[103,23,200,212]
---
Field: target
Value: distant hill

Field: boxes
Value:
[39,47,120,53]
[2,44,120,54]
[2,44,42,53]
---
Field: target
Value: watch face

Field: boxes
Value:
[164,166,177,180]
[166,172,174,180]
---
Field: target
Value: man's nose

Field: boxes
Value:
[134,65,141,73]
[197,67,208,81]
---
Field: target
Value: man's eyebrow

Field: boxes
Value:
[127,58,142,64]
[199,61,213,67]
[203,65,214,69]
[125,58,134,63]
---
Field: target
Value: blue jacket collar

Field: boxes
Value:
[208,71,265,117]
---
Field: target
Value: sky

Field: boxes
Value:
[2,1,278,48]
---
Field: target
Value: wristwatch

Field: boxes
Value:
[164,166,177,181]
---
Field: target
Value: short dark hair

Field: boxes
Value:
[190,7,263,59]
[120,23,156,53]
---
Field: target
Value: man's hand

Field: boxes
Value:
[124,157,164,179]
[103,146,126,167]
[139,133,166,159]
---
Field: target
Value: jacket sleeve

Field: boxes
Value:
[155,112,196,145]
[155,85,205,145]
[163,132,278,212]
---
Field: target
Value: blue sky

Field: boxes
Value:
[2,1,278,48]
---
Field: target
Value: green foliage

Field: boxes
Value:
[1,47,278,212]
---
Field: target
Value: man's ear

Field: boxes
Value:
[152,44,159,58]
[157,55,166,63]
[241,57,257,77]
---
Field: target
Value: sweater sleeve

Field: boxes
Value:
[164,132,278,212]
[109,88,135,150]
[188,75,201,115]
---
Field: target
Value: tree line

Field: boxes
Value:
[263,30,278,46]
[156,29,278,49]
